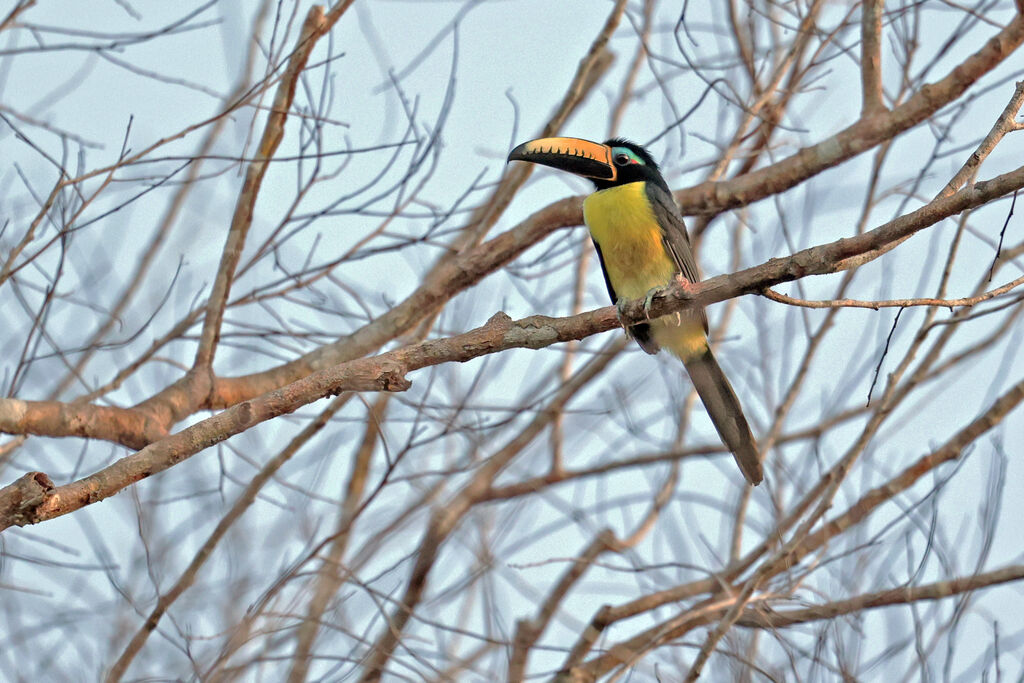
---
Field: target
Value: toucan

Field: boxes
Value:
[508,137,762,485]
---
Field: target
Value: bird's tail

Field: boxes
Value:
[679,346,763,485]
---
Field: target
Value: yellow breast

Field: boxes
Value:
[582,182,677,300]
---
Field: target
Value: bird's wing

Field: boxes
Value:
[645,182,708,333]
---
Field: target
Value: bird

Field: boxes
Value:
[508,136,762,485]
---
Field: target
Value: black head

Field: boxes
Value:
[592,138,669,192]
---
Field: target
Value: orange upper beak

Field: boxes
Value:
[507,137,617,181]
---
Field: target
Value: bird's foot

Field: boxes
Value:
[642,274,691,317]
[641,288,660,321]
[640,274,694,322]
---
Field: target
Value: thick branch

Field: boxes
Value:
[0,398,167,449]
[0,471,52,527]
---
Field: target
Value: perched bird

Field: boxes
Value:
[508,137,762,485]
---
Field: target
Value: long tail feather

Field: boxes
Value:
[681,348,763,485]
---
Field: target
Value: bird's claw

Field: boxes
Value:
[615,298,632,329]
[642,287,662,320]
[642,274,693,321]
[615,298,641,340]
[668,274,694,324]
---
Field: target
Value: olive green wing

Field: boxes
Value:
[644,182,708,334]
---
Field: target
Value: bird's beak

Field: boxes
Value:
[507,137,616,181]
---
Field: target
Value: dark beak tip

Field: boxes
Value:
[507,143,528,163]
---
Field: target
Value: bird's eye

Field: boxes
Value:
[613,153,631,166]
